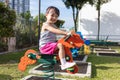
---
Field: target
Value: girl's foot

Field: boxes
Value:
[60,62,76,70]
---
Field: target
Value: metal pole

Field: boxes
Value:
[38,0,41,50]
[97,0,100,40]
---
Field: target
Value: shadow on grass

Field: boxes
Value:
[0,51,25,64]
[0,74,13,80]
[0,48,38,64]
[91,65,97,78]
[96,66,120,70]
[87,54,120,65]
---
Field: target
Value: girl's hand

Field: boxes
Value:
[67,30,75,36]
[67,31,72,35]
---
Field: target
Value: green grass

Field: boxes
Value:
[0,50,37,80]
[0,47,120,80]
[110,46,120,53]
[87,54,120,80]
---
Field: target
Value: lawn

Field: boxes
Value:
[0,50,38,80]
[110,46,120,53]
[0,47,120,80]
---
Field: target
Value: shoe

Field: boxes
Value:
[60,62,76,70]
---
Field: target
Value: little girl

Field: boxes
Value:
[39,6,76,70]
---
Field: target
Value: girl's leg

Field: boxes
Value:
[57,43,66,65]
[56,43,76,70]
[57,43,65,59]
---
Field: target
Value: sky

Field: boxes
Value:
[30,0,74,29]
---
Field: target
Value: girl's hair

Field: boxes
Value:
[46,6,60,16]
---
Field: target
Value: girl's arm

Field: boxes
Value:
[45,24,68,35]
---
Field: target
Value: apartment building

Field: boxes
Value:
[0,0,30,14]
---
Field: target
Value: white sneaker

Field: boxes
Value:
[60,62,76,70]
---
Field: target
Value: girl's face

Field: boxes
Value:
[46,9,58,24]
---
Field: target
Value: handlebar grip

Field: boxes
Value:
[27,53,37,60]
[64,34,71,41]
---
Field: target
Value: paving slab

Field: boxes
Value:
[94,48,111,51]
[95,49,116,52]
[73,55,88,62]
[94,47,120,57]
[94,47,110,49]
[21,75,75,80]
[97,52,120,57]
[95,51,117,53]
[29,62,92,78]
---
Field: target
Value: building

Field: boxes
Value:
[0,0,30,14]
[78,0,120,42]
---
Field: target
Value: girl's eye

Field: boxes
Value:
[50,14,54,16]
[51,15,57,18]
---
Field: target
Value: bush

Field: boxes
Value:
[0,41,7,52]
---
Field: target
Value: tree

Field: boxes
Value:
[62,0,94,32]
[55,19,65,28]
[0,2,16,51]
[0,2,16,37]
[94,0,111,40]
[20,11,32,25]
[34,13,46,37]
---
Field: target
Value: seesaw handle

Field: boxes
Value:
[64,34,71,41]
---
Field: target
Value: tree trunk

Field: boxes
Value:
[8,37,16,52]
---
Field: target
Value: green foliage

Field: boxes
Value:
[20,11,32,21]
[0,2,16,37]
[20,11,32,26]
[63,0,94,10]
[0,41,7,52]
[55,20,65,28]
[14,15,37,49]
[94,0,111,10]
[34,13,46,25]
[34,13,46,36]
[62,0,94,32]
[16,32,37,49]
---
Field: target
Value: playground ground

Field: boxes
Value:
[0,46,120,80]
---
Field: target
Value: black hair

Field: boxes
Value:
[46,6,60,16]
